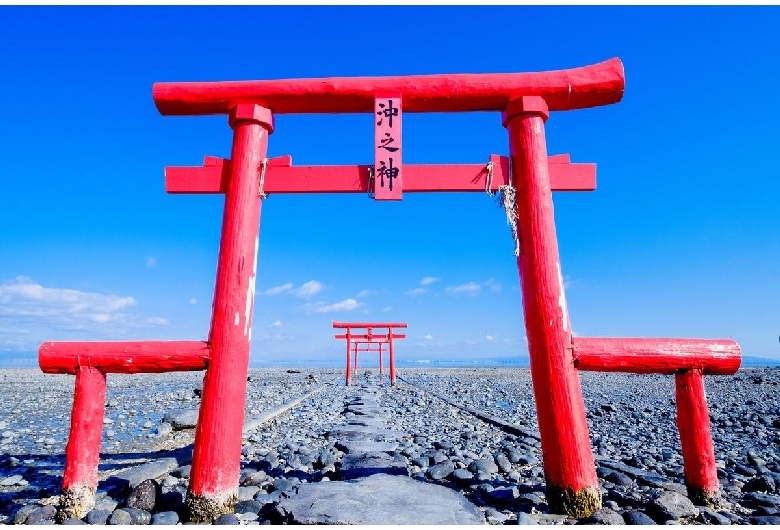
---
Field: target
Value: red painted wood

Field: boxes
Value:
[572,338,741,375]
[379,343,383,375]
[189,104,272,502]
[153,58,624,116]
[675,368,720,496]
[334,334,406,341]
[374,95,402,200]
[389,333,396,385]
[62,365,106,494]
[165,155,595,195]
[504,97,599,499]
[345,329,352,385]
[333,322,407,329]
[39,341,210,374]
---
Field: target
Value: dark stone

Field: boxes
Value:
[270,478,297,493]
[13,505,39,525]
[485,487,518,504]
[172,465,191,479]
[468,457,498,474]
[86,509,112,525]
[61,518,88,525]
[735,463,758,477]
[605,471,633,487]
[427,461,455,480]
[581,508,624,525]
[234,500,264,515]
[126,479,159,512]
[750,515,780,525]
[122,508,151,525]
[495,453,513,473]
[213,513,240,525]
[451,468,474,483]
[108,509,133,525]
[744,492,780,507]
[648,491,697,521]
[696,507,731,525]
[412,456,430,468]
[151,511,179,525]
[746,475,777,493]
[24,505,56,524]
[623,510,656,525]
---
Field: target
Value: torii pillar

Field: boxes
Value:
[503,96,600,516]
[185,104,273,522]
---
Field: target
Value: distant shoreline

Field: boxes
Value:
[1,355,779,370]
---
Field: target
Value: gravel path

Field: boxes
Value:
[1,366,778,524]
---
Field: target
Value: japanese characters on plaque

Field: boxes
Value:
[374,96,402,200]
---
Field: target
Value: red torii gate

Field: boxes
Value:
[333,322,407,385]
[36,58,741,522]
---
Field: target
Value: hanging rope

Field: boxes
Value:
[367,166,375,199]
[491,157,521,257]
[484,160,495,196]
[258,158,268,198]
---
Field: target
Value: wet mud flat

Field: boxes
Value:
[0,366,779,524]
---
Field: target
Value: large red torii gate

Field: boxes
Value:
[37,58,741,522]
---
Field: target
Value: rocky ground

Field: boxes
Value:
[0,366,779,524]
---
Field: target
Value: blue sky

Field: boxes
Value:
[1,6,778,365]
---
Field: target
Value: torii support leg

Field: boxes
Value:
[503,97,600,517]
[345,334,352,385]
[676,368,720,505]
[186,104,273,522]
[59,365,106,520]
[389,333,396,386]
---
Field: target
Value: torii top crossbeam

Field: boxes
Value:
[153,58,624,116]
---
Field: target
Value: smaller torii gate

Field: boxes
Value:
[333,322,407,385]
[351,341,387,382]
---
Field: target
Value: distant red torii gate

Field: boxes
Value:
[333,322,407,385]
[36,58,741,522]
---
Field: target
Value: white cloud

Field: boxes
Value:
[0,276,137,316]
[146,257,156,268]
[295,280,323,299]
[270,320,282,328]
[263,283,293,296]
[445,282,481,295]
[382,307,392,313]
[424,334,433,340]
[304,298,362,314]
[420,277,439,286]
[405,288,427,297]
[485,335,495,341]
[356,290,372,298]
[144,317,170,326]
[189,298,198,305]
[0,277,171,351]
[484,278,503,292]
